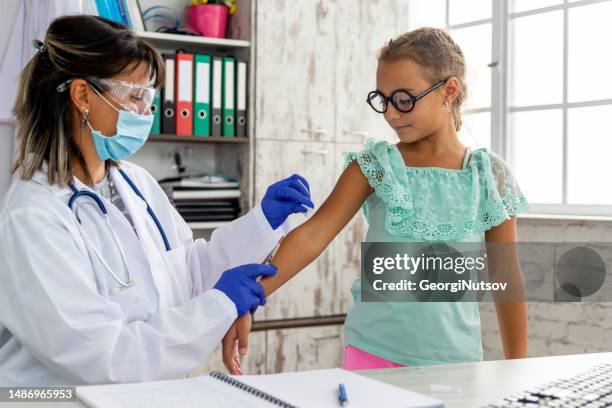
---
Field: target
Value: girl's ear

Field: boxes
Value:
[69,79,91,114]
[443,77,461,104]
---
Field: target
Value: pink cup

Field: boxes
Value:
[187,4,229,39]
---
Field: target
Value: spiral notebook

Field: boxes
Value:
[77,368,443,408]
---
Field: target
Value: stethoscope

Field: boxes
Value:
[68,168,171,293]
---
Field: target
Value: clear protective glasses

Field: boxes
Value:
[366,79,448,114]
[56,77,156,115]
[89,77,156,115]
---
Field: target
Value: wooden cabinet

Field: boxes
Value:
[254,140,335,212]
[255,0,408,144]
[254,139,339,320]
[255,0,337,142]
[330,143,369,315]
[266,325,345,373]
[190,331,268,376]
[190,325,345,376]
[251,0,409,331]
[253,139,368,320]
[335,0,410,145]
[230,0,411,374]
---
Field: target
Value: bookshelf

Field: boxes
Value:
[134,0,253,232]
[149,134,249,144]
[136,30,250,49]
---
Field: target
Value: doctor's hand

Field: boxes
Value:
[261,174,314,229]
[214,264,276,317]
[222,313,253,375]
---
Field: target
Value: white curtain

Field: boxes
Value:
[0,0,96,197]
[0,0,97,125]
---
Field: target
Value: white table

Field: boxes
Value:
[3,352,612,408]
[360,352,612,407]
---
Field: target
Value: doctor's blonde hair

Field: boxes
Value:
[11,15,164,186]
[378,27,467,131]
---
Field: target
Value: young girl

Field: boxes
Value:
[224,27,529,373]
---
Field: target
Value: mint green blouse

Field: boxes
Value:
[343,139,529,366]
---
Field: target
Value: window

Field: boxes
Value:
[407,0,612,215]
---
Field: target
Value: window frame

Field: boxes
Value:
[422,0,612,216]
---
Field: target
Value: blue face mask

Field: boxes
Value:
[88,90,154,161]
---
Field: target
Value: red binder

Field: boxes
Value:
[175,52,194,136]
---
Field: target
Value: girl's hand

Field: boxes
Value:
[222,313,253,375]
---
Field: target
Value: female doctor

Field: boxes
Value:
[0,15,314,386]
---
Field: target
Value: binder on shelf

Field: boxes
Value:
[115,0,130,26]
[174,199,238,207]
[172,189,240,200]
[161,53,176,135]
[176,52,194,136]
[158,174,239,189]
[222,56,235,137]
[193,54,211,137]
[211,56,223,137]
[236,60,248,138]
[94,0,112,20]
[124,0,145,31]
[151,89,161,134]
[97,0,125,25]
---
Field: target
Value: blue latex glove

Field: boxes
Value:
[261,174,315,229]
[214,264,277,316]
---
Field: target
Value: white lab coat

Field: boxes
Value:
[0,161,288,386]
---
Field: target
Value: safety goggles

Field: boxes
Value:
[366,79,448,114]
[57,77,156,115]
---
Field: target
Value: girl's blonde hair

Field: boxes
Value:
[378,27,467,131]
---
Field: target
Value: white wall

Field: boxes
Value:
[0,0,20,199]
[481,219,612,360]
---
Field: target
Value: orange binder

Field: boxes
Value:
[175,52,194,136]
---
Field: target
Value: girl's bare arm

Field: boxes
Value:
[485,217,528,359]
[261,161,373,295]
[221,161,372,374]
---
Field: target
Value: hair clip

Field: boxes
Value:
[32,39,47,53]
[56,79,73,93]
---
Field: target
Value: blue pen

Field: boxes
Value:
[338,383,348,406]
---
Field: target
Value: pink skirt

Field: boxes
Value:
[342,344,405,371]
